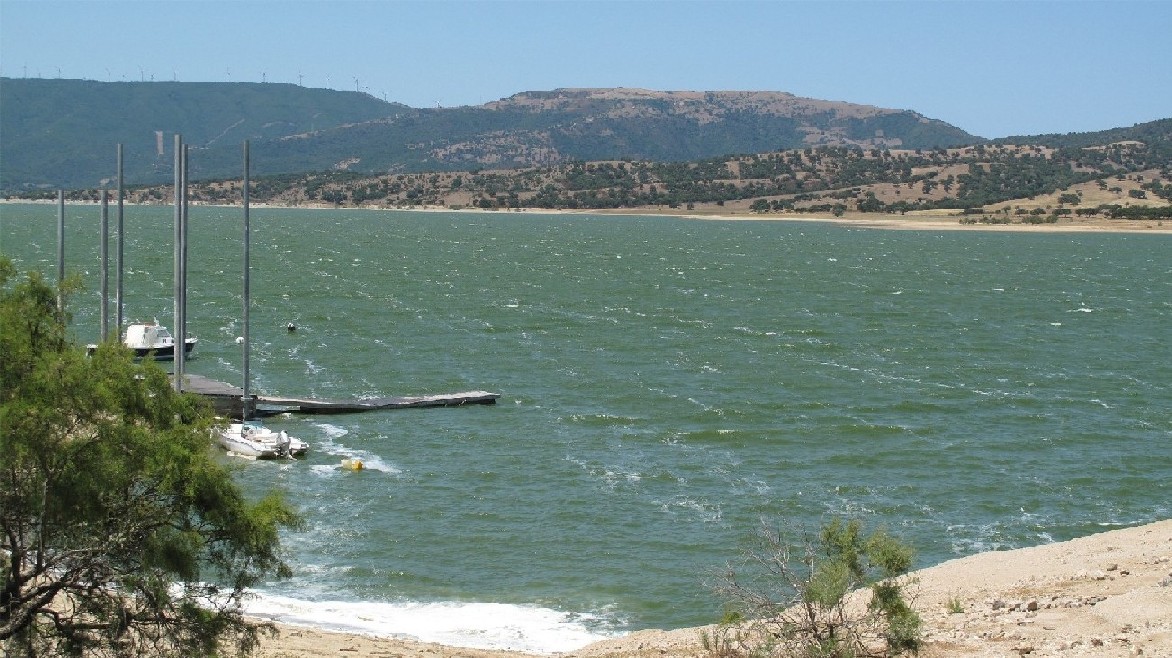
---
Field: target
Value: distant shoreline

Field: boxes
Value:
[3,198,1168,235]
[555,206,1171,234]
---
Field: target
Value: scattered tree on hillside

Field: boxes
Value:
[23,120,1172,218]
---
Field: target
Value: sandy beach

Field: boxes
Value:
[570,207,1170,234]
[257,519,1172,658]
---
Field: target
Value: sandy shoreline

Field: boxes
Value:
[576,208,1170,234]
[257,519,1172,658]
[4,198,1168,234]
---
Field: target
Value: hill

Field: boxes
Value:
[0,78,402,191]
[55,118,1164,225]
[0,79,978,191]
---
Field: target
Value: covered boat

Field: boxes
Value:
[85,320,196,360]
[123,321,196,360]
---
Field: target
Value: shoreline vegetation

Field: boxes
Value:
[257,519,1172,658]
[2,198,1168,234]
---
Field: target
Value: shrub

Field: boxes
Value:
[947,596,964,614]
[711,517,921,658]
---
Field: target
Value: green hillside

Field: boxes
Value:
[1,80,980,192]
[0,78,400,190]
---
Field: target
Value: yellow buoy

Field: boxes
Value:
[340,458,364,471]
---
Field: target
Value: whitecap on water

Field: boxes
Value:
[310,424,400,474]
[244,593,615,654]
[310,453,398,475]
[315,423,349,439]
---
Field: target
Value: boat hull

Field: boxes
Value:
[132,338,197,361]
[218,435,280,459]
[85,327,198,361]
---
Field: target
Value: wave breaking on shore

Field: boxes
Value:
[258,519,1172,658]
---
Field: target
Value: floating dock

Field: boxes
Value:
[181,374,499,417]
[254,391,501,415]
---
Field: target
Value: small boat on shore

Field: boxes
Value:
[218,421,308,459]
[87,320,196,360]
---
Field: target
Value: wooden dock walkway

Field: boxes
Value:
[181,374,499,417]
[255,391,500,415]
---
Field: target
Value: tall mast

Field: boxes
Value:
[173,134,182,390]
[57,191,65,310]
[100,190,109,341]
[242,140,251,420]
[176,144,189,385]
[116,144,125,337]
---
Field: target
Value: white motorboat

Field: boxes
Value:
[218,421,308,459]
[86,320,196,360]
[122,320,196,360]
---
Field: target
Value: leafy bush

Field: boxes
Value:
[710,517,921,658]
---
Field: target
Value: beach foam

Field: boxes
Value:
[245,593,616,654]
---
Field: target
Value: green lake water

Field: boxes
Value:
[2,204,1169,651]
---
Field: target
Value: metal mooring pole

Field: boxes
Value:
[100,190,109,341]
[176,144,189,386]
[116,144,125,338]
[242,140,252,420]
[173,134,182,390]
[56,190,65,310]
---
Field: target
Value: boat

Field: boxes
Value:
[122,320,196,360]
[86,320,197,360]
[218,421,308,459]
[217,422,280,460]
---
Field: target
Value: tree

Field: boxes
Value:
[1,258,301,657]
[709,517,921,658]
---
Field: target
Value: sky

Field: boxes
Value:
[2,0,1170,139]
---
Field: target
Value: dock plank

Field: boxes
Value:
[255,391,500,415]
[178,374,498,416]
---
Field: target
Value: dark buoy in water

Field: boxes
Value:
[286,322,297,332]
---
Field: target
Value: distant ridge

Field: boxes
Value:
[489,87,906,122]
[0,79,978,191]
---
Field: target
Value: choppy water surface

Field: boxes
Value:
[3,204,1169,652]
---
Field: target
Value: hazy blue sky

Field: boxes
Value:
[3,0,1169,139]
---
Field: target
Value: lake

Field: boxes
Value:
[2,203,1168,652]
